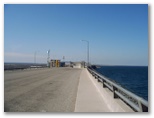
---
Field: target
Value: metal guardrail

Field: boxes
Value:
[87,67,148,112]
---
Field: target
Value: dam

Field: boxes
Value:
[4,67,148,112]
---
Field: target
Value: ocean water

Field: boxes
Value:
[94,66,148,101]
[4,62,47,70]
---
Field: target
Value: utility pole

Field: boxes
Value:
[47,49,50,67]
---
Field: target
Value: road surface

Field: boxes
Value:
[4,67,82,112]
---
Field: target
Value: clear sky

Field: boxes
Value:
[4,4,148,66]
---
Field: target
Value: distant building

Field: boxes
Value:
[50,59,60,67]
[50,60,86,68]
[65,61,72,67]
[72,61,85,68]
[60,62,65,67]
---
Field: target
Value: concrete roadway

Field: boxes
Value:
[4,67,82,112]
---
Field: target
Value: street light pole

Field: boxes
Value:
[82,40,89,67]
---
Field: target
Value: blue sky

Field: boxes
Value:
[4,4,148,66]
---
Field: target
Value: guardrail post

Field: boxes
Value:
[113,86,118,98]
[102,80,106,88]
[138,100,148,112]
[138,101,143,112]
[95,75,97,79]
[97,77,101,82]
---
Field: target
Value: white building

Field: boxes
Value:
[72,61,85,68]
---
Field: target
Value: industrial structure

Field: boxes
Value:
[50,60,61,67]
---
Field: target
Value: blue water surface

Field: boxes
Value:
[94,66,148,100]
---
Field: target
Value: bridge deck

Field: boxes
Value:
[4,67,133,112]
[4,67,81,112]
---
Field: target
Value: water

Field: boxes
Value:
[94,66,148,101]
[4,62,47,70]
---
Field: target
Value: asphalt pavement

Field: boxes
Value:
[4,67,82,112]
